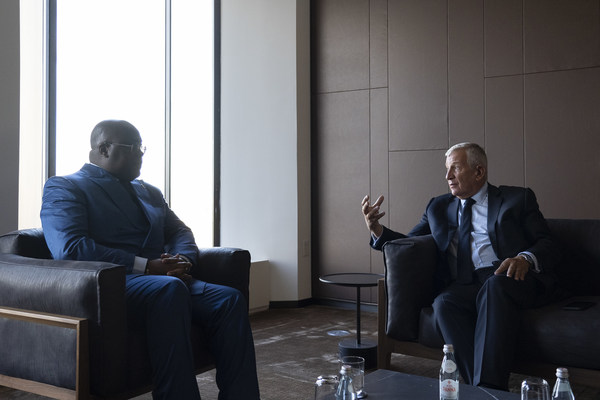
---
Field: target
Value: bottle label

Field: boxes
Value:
[442,359,457,373]
[440,379,459,399]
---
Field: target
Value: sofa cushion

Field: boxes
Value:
[517,296,600,370]
[547,219,600,296]
[418,296,600,370]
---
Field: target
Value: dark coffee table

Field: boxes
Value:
[319,273,383,369]
[364,369,520,399]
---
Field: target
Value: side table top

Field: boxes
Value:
[319,273,384,287]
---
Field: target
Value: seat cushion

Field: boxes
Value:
[517,296,600,370]
[417,296,600,370]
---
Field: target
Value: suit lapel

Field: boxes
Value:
[487,184,502,255]
[82,164,147,227]
[131,180,156,245]
[445,196,460,250]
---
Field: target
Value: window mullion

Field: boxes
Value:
[164,0,172,205]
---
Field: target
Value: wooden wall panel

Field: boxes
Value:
[448,0,485,145]
[313,90,372,299]
[524,0,600,73]
[388,150,448,234]
[388,0,448,150]
[485,75,524,187]
[484,0,522,77]
[370,0,388,88]
[369,88,389,278]
[311,0,370,93]
[524,68,600,219]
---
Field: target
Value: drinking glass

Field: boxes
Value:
[339,356,366,399]
[314,375,338,400]
[521,377,550,400]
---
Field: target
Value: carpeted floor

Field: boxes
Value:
[1,305,599,399]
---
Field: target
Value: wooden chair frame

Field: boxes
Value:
[0,306,89,400]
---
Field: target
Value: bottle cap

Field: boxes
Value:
[443,344,454,353]
[556,367,569,379]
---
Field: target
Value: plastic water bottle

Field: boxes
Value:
[336,364,356,400]
[440,344,460,400]
[552,367,575,400]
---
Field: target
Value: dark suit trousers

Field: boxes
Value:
[431,267,538,390]
[126,275,260,400]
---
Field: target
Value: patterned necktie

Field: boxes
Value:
[456,198,475,284]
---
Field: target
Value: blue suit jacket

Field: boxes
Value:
[372,184,559,294]
[41,164,198,273]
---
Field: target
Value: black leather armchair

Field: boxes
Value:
[0,228,251,400]
[377,219,600,389]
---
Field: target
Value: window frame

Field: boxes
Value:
[43,0,221,246]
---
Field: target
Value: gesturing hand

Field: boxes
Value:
[361,194,385,238]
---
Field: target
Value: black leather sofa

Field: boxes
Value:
[0,228,251,400]
[377,218,600,388]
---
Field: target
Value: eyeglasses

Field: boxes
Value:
[105,142,146,155]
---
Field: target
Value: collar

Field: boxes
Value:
[86,162,130,183]
[460,182,488,206]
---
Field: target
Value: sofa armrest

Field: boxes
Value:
[0,254,128,394]
[382,235,438,340]
[0,228,51,259]
[193,248,251,303]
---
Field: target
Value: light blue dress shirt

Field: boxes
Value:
[452,183,539,275]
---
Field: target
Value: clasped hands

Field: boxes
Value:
[146,253,193,284]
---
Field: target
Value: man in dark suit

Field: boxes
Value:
[362,142,559,390]
[41,120,260,400]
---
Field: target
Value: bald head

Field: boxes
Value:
[89,120,144,181]
[90,120,139,149]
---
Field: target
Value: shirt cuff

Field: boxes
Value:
[132,256,148,274]
[518,251,541,273]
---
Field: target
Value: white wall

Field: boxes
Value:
[220,0,311,303]
[0,0,20,234]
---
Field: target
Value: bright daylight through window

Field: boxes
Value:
[20,0,215,246]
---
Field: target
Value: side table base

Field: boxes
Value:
[338,338,377,370]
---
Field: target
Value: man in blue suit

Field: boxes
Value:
[41,120,260,400]
[362,143,560,390]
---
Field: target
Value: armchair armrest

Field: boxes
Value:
[0,228,51,259]
[193,248,251,303]
[382,235,438,340]
[0,253,128,395]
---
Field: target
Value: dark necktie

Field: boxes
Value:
[456,198,475,284]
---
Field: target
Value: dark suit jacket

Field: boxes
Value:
[41,163,198,273]
[372,184,559,296]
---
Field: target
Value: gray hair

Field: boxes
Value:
[445,142,487,170]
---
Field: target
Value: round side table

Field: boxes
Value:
[319,272,383,369]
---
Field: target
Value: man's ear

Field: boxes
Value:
[98,142,110,157]
[475,165,486,180]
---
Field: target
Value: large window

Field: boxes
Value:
[20,0,217,246]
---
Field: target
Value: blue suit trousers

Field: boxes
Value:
[126,275,260,400]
